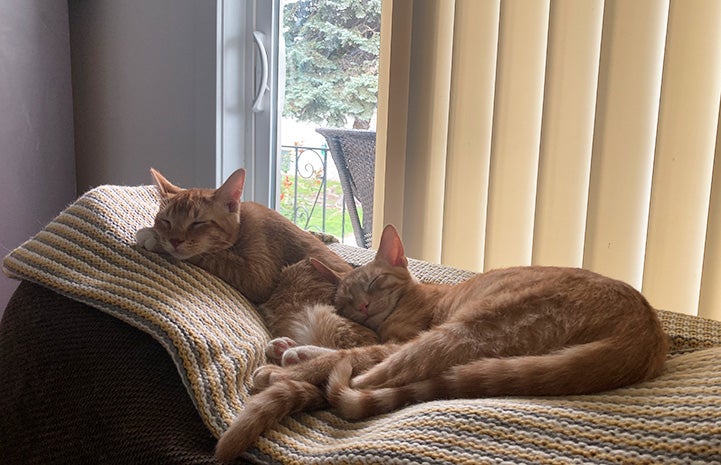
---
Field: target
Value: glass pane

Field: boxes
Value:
[276,0,380,247]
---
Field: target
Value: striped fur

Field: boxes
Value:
[215,380,325,462]
[138,168,353,304]
[319,225,670,419]
[328,339,662,420]
[258,259,377,350]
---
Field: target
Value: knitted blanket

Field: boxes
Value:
[4,185,721,464]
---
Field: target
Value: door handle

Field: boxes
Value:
[252,31,269,113]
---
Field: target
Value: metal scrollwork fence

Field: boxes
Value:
[278,144,355,244]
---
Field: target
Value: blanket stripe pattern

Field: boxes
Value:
[4,185,721,464]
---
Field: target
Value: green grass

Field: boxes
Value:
[278,172,362,242]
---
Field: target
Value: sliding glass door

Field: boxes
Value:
[218,0,380,247]
[217,0,281,208]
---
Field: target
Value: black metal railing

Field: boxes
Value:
[278,144,355,244]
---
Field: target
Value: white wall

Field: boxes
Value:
[0,0,77,316]
[69,0,218,193]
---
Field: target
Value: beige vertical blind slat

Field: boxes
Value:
[484,0,551,270]
[532,0,604,268]
[400,0,455,263]
[373,0,414,246]
[440,0,500,272]
[642,0,721,315]
[583,0,670,289]
[698,110,721,321]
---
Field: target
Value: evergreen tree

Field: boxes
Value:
[283,0,381,129]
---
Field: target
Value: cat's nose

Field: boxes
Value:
[359,302,369,315]
[170,238,185,249]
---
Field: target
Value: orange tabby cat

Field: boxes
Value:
[259,258,377,365]
[322,227,670,418]
[214,224,669,461]
[135,167,377,344]
[136,166,378,342]
[136,167,354,305]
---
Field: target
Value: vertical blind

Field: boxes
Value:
[374,0,721,320]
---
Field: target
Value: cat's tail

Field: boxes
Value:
[214,380,325,462]
[327,339,666,420]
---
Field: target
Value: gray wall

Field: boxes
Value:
[0,1,220,316]
[69,0,218,193]
[0,1,77,316]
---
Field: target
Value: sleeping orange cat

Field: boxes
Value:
[135,167,376,356]
[215,224,670,461]
[135,168,349,304]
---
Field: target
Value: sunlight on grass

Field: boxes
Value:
[278,172,362,243]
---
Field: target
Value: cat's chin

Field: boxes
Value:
[170,253,195,260]
[164,248,201,261]
[362,313,386,331]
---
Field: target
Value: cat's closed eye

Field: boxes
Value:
[368,274,387,292]
[158,218,171,229]
[190,220,209,228]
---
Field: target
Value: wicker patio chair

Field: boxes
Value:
[316,127,376,248]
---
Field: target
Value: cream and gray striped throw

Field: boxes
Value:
[4,185,721,464]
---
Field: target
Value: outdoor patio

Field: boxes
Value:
[279,128,376,248]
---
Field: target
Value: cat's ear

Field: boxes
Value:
[215,168,246,213]
[150,168,183,197]
[309,257,342,284]
[376,224,407,268]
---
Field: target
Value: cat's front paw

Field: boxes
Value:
[281,345,335,366]
[135,227,161,252]
[309,230,339,244]
[265,337,298,364]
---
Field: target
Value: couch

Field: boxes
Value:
[1,185,720,464]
